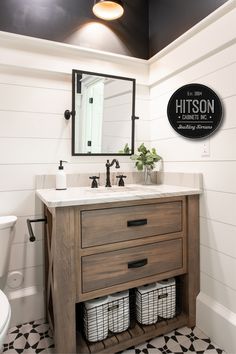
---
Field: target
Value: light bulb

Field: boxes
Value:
[93,1,124,21]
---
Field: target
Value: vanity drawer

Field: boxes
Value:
[81,201,183,247]
[82,238,183,292]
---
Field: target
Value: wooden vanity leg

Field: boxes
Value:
[52,208,77,354]
[184,195,200,327]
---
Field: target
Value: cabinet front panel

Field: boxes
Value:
[82,238,183,292]
[81,201,182,248]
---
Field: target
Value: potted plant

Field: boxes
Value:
[131,143,162,184]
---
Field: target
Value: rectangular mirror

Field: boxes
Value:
[71,69,136,155]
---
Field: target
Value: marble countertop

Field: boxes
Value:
[36,183,202,208]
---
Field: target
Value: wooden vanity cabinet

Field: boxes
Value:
[44,195,199,354]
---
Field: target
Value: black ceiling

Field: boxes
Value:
[0,0,228,59]
[149,0,229,57]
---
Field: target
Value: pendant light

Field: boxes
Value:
[93,0,124,21]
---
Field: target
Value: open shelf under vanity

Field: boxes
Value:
[75,276,186,354]
[77,314,188,354]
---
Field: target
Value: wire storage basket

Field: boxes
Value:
[83,290,133,342]
[136,283,159,325]
[135,278,178,325]
[156,278,176,319]
[108,290,130,333]
[81,278,182,344]
[83,296,109,342]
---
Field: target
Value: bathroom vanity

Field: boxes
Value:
[36,184,201,354]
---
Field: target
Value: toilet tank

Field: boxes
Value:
[0,216,17,278]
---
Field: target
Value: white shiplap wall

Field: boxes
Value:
[0,2,235,352]
[149,3,236,353]
[0,70,71,324]
[0,35,149,325]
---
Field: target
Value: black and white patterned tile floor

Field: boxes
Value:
[3,320,53,354]
[3,320,225,354]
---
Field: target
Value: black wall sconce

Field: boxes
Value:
[64,110,73,120]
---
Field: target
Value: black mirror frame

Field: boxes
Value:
[70,69,137,156]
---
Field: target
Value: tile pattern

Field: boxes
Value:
[122,327,225,354]
[3,320,53,354]
[3,321,225,354]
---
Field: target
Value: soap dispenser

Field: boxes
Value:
[56,160,67,190]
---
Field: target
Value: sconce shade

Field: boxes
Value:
[93,0,124,21]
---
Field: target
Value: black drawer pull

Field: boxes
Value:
[127,219,147,227]
[128,259,148,268]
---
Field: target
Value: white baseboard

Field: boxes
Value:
[8,286,45,327]
[197,292,236,354]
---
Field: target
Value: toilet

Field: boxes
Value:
[0,216,17,352]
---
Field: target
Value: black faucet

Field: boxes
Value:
[105,159,120,187]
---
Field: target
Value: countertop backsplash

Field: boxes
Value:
[36,171,202,190]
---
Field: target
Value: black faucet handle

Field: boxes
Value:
[89,176,100,188]
[116,175,127,187]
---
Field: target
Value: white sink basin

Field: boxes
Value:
[81,185,157,193]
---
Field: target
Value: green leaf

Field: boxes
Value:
[136,160,144,171]
[138,143,147,155]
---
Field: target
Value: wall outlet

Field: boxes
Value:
[202,140,210,157]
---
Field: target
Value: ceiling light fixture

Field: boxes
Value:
[93,0,124,21]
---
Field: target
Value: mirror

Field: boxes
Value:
[71,69,136,155]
